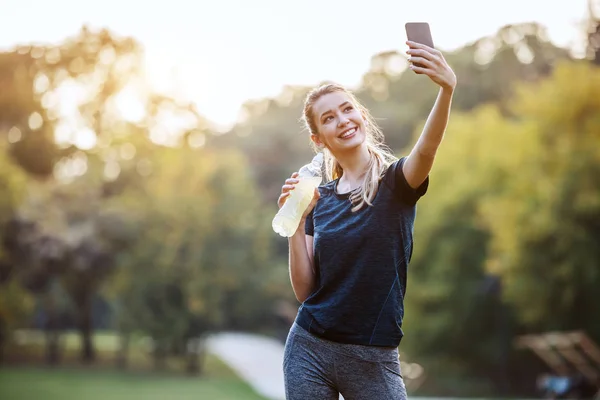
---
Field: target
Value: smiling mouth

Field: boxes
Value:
[339,127,357,139]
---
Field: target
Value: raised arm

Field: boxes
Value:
[402,41,457,189]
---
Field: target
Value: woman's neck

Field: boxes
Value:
[335,145,371,190]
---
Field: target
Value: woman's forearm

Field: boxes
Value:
[415,86,454,157]
[288,219,316,303]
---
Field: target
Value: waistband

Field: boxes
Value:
[295,307,403,347]
[290,322,399,363]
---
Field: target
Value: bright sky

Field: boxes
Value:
[0,0,590,130]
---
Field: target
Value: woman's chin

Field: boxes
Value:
[333,137,366,153]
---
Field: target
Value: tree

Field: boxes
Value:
[481,61,600,338]
[0,49,62,176]
[0,25,211,364]
[0,145,30,362]
[107,143,274,372]
[586,0,600,64]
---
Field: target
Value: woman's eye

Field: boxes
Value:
[324,116,333,123]
[344,106,353,112]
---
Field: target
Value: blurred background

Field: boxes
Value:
[1,0,599,399]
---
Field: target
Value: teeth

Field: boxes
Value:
[340,128,356,138]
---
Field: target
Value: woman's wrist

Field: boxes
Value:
[295,218,306,236]
[440,85,455,96]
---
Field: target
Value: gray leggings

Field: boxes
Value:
[283,323,408,400]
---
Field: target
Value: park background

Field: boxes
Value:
[1,0,599,398]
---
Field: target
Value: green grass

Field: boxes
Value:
[3,330,267,400]
[9,330,235,374]
[0,367,268,400]
[13,329,143,352]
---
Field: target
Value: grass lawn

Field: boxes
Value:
[0,367,268,400]
[2,330,268,400]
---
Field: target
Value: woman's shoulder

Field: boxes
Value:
[381,156,404,180]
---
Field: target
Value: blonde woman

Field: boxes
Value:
[277,41,457,399]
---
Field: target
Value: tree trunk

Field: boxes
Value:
[78,294,95,363]
[592,25,600,66]
[116,332,129,369]
[588,0,600,65]
[153,340,166,371]
[0,322,6,365]
[186,337,205,375]
[45,329,60,365]
[44,291,61,365]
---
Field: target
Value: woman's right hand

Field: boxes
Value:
[277,172,320,218]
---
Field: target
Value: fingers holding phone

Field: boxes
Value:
[404,22,457,91]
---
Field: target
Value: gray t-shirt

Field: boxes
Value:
[295,156,428,347]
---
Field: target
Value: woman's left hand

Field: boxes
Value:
[406,40,457,91]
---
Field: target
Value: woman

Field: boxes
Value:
[277,40,456,399]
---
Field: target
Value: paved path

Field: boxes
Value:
[206,332,288,400]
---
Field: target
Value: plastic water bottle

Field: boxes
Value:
[272,153,323,237]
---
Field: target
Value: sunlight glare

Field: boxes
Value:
[41,91,58,110]
[113,86,146,123]
[104,160,121,181]
[514,42,535,64]
[149,108,198,146]
[187,132,206,148]
[475,38,498,65]
[99,46,117,66]
[44,47,61,65]
[54,122,71,146]
[73,127,97,150]
[34,73,50,94]
[28,112,43,130]
[7,127,22,143]
[71,151,88,176]
[54,79,87,117]
[52,152,88,183]
[119,143,136,160]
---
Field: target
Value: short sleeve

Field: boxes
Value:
[305,208,314,236]
[388,157,429,205]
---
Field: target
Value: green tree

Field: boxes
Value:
[0,145,30,362]
[481,61,600,337]
[108,144,274,372]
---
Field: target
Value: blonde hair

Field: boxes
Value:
[302,83,397,212]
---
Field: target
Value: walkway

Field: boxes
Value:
[206,332,288,400]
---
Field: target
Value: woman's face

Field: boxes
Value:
[310,91,367,154]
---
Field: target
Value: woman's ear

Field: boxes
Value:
[310,134,325,149]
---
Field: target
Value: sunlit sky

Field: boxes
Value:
[0,0,590,130]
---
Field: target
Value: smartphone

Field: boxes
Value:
[405,22,434,49]
[405,22,434,69]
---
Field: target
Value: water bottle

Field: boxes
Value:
[272,153,323,237]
